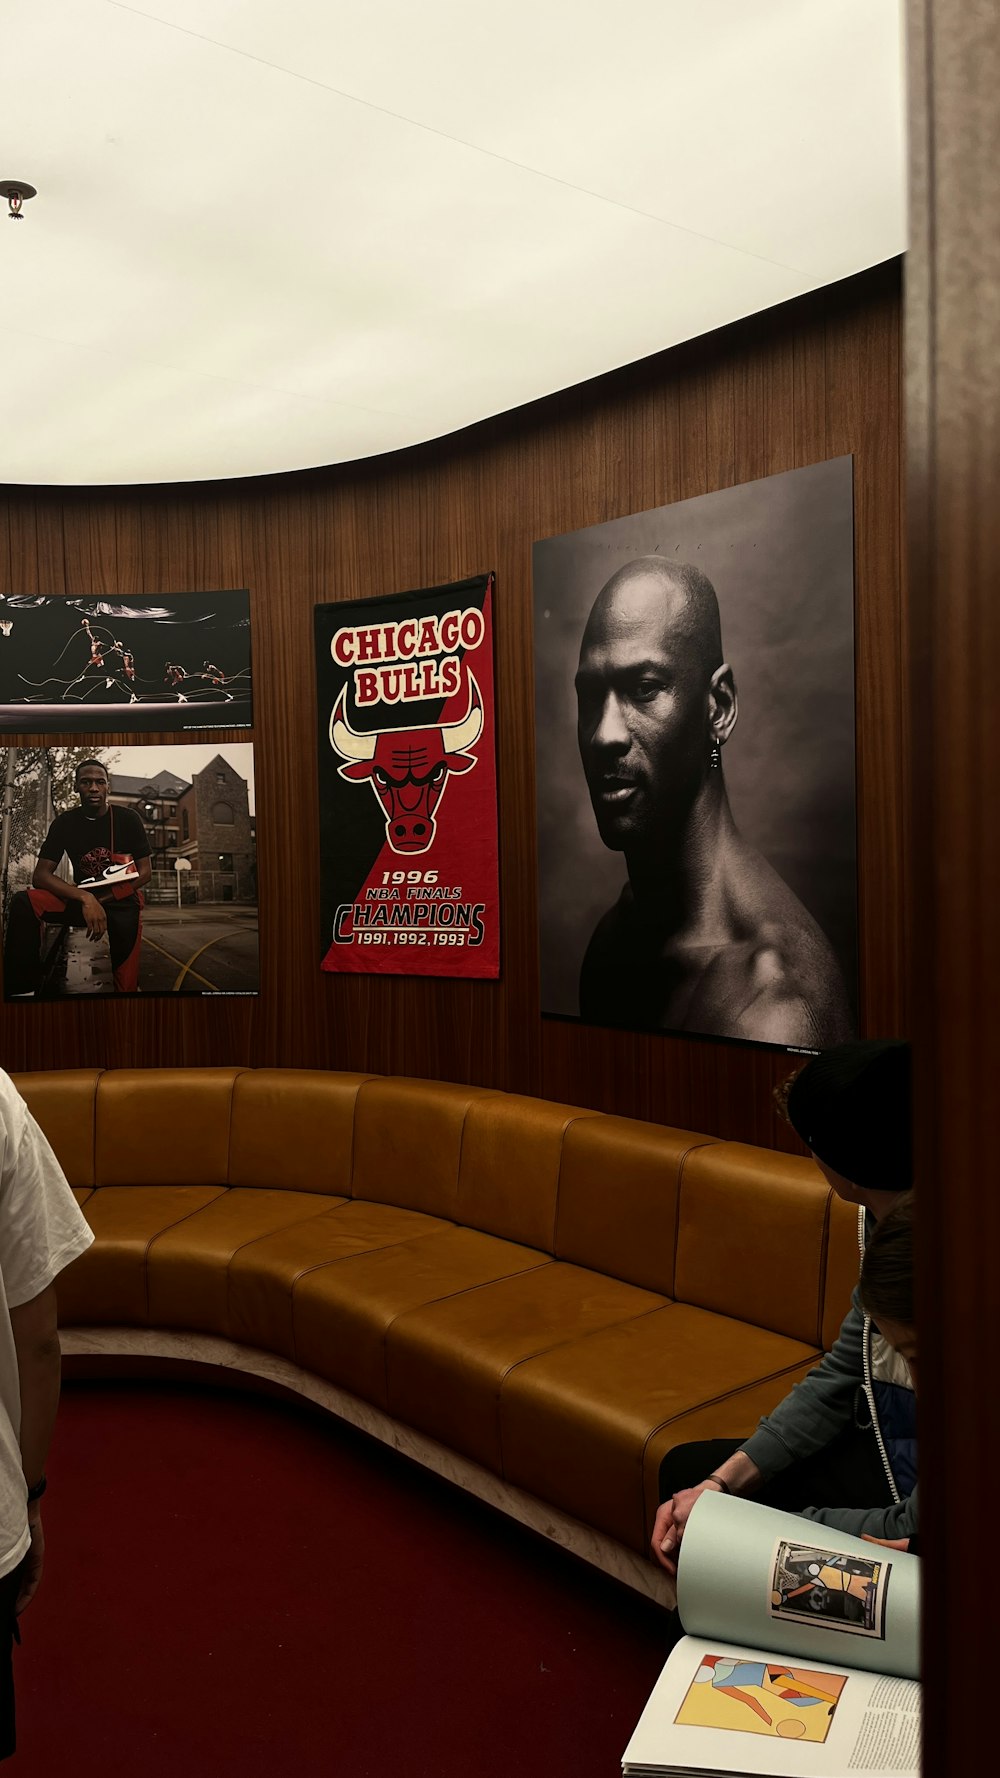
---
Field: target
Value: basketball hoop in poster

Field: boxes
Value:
[314,573,499,979]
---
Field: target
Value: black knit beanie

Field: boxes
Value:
[785,1040,912,1192]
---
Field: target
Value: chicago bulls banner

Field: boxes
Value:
[314,573,499,979]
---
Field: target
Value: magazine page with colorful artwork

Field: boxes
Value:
[676,1493,919,1680]
[622,1636,920,1778]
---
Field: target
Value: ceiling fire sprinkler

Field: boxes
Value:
[0,181,37,220]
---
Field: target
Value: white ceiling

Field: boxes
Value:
[1,0,906,487]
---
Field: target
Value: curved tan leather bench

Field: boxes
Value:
[14,1067,857,1603]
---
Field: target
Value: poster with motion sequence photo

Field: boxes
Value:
[314,573,499,979]
[0,590,252,733]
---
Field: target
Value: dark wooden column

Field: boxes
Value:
[906,2,1000,1768]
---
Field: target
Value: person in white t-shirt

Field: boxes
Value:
[0,1071,93,1762]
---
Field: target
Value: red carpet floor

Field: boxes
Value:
[13,1381,668,1776]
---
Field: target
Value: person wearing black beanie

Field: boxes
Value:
[784,1040,912,1197]
[653,1038,916,1598]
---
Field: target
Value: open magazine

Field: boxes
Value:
[622,1493,920,1778]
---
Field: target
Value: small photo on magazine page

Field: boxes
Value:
[673,1653,848,1744]
[769,1541,890,1640]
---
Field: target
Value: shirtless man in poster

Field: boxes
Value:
[574,558,851,1045]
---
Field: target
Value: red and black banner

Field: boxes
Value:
[314,573,499,979]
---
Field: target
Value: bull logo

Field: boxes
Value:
[330,676,483,855]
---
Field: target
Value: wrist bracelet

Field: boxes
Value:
[707,1473,732,1495]
[26,1475,46,1503]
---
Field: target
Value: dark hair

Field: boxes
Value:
[859,1192,915,1326]
[75,758,109,786]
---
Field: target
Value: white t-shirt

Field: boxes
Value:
[0,1070,94,1579]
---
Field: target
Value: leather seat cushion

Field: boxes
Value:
[386,1263,666,1473]
[95,1069,243,1186]
[351,1078,499,1218]
[640,1366,820,1547]
[11,1069,101,1187]
[292,1225,552,1409]
[455,1095,601,1251]
[56,1185,228,1325]
[229,1070,373,1195]
[554,1114,715,1296]
[499,1305,821,1550]
[226,1200,453,1358]
[147,1189,348,1334]
[675,1143,831,1345]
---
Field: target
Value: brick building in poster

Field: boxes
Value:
[109,752,255,904]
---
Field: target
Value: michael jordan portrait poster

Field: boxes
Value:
[533,457,857,1052]
[314,572,500,980]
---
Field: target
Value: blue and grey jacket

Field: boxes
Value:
[740,1207,918,1541]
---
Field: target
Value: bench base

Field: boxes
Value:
[59,1325,676,1611]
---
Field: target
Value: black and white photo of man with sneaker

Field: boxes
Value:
[3,760,151,998]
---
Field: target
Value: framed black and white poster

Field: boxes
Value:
[533,457,857,1051]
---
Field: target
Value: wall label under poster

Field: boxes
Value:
[314,573,499,979]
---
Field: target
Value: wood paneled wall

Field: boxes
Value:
[0,261,904,1150]
[906,0,1000,1763]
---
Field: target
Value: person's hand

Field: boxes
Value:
[80,892,107,941]
[651,1480,723,1575]
[16,1513,44,1615]
[862,1534,910,1553]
